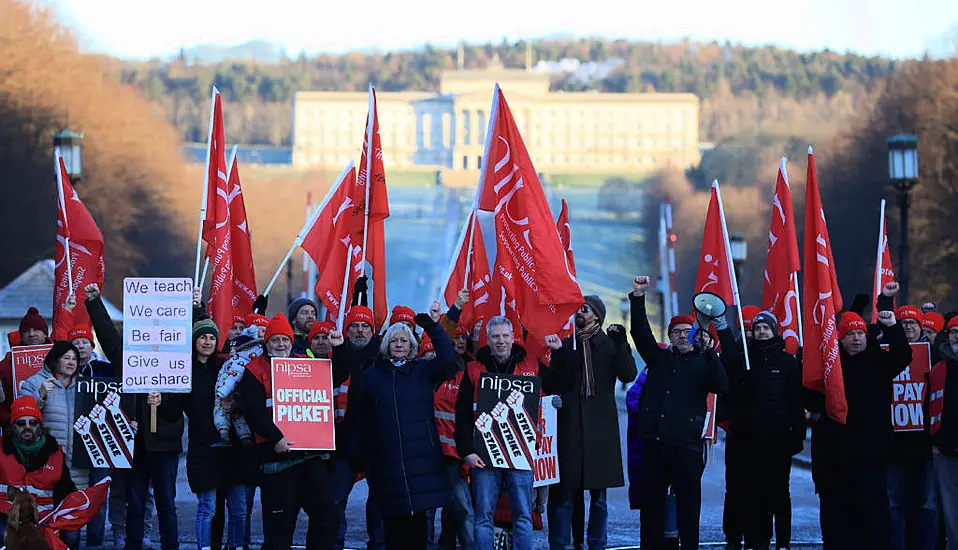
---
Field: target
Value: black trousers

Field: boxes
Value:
[748,452,793,548]
[816,457,892,550]
[259,457,337,550]
[723,436,749,546]
[639,439,705,550]
[383,512,428,550]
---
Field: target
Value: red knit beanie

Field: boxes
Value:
[345,306,374,328]
[895,306,922,323]
[19,307,49,336]
[390,306,416,327]
[838,312,867,339]
[244,314,269,329]
[68,325,95,347]
[232,313,246,324]
[947,317,958,332]
[11,396,43,424]
[668,315,696,335]
[740,305,761,329]
[308,321,335,341]
[420,333,435,355]
[265,313,294,342]
[923,312,945,333]
[454,323,469,337]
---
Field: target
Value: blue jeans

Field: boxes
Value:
[547,486,608,550]
[330,458,384,550]
[244,486,256,549]
[887,458,939,550]
[84,467,110,548]
[197,486,248,549]
[126,451,180,550]
[472,468,534,550]
[439,463,474,550]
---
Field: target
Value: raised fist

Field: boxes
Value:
[544,334,562,350]
[329,331,345,347]
[633,276,651,296]
[455,289,470,309]
[414,313,437,332]
[429,300,442,322]
[882,282,900,298]
[878,310,897,327]
[84,283,100,300]
[63,294,77,313]
[607,324,627,346]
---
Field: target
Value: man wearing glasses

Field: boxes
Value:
[0,396,80,545]
[628,276,729,550]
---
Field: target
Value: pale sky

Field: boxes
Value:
[54,0,958,60]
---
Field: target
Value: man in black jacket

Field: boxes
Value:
[718,311,805,550]
[629,276,729,550]
[810,286,912,550]
[930,317,958,549]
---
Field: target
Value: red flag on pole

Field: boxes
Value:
[871,199,896,322]
[303,165,362,326]
[38,476,111,550]
[203,94,234,337]
[202,90,228,250]
[693,182,736,306]
[557,199,576,277]
[53,155,104,340]
[225,151,257,317]
[762,158,802,353]
[802,147,848,424]
[475,85,583,339]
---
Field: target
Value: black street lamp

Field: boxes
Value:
[729,232,747,287]
[53,128,84,183]
[888,134,919,305]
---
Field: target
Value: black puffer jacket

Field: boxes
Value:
[629,293,729,452]
[810,320,912,461]
[718,331,805,456]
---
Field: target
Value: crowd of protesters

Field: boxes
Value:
[0,271,957,550]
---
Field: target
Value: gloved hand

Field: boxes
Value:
[354,276,369,294]
[552,395,563,409]
[712,314,728,331]
[607,324,627,346]
[414,313,437,332]
[252,294,269,315]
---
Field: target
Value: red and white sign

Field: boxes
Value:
[703,393,717,440]
[533,398,559,488]
[887,342,931,432]
[12,344,53,399]
[271,357,335,450]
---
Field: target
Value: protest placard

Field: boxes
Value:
[272,357,335,450]
[72,378,135,469]
[11,344,53,399]
[533,398,559,488]
[888,342,932,432]
[474,373,541,471]
[703,393,718,440]
[122,277,193,393]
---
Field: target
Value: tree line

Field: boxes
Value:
[109,38,898,146]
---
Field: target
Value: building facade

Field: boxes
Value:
[292,57,700,175]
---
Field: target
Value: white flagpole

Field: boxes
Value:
[873,199,887,320]
[359,85,376,275]
[194,87,218,286]
[55,154,74,298]
[264,162,354,296]
[793,272,804,346]
[336,246,354,331]
[714,179,750,371]
[438,204,476,308]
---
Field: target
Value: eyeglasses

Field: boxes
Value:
[14,419,39,428]
[580,305,592,314]
[671,329,692,337]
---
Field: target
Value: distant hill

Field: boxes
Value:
[176,40,285,64]
[110,38,898,147]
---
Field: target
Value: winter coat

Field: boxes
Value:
[931,344,958,456]
[626,368,648,509]
[553,329,637,490]
[21,367,90,488]
[86,294,184,455]
[718,332,806,456]
[0,432,78,507]
[628,293,729,452]
[345,324,458,516]
[809,320,912,464]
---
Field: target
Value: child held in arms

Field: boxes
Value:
[212,319,266,447]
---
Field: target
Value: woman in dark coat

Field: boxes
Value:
[334,312,457,550]
[174,317,251,550]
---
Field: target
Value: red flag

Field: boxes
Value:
[762,158,802,353]
[693,181,736,306]
[204,130,234,338]
[871,199,896,322]
[37,476,111,550]
[557,199,576,277]
[303,165,363,327]
[476,86,583,339]
[226,153,257,316]
[202,89,229,249]
[802,147,847,424]
[352,87,390,331]
[53,155,105,340]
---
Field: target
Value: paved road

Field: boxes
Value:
[150,391,823,548]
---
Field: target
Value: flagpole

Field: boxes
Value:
[792,272,804,346]
[199,257,210,290]
[55,155,75,299]
[714,180,750,371]
[359,85,376,276]
[264,162,354,296]
[336,246,354,331]
[873,199,887,322]
[194,87,218,286]
[437,204,476,308]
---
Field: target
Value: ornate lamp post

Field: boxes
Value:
[887,134,919,304]
[53,128,84,182]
